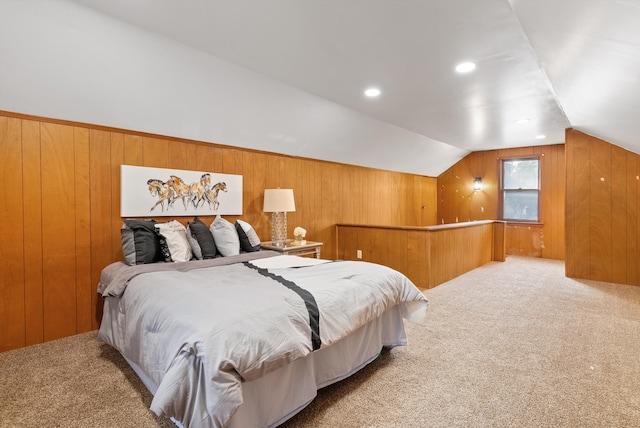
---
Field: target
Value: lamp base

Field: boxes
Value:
[271,212,288,247]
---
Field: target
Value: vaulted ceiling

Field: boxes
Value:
[3,0,640,176]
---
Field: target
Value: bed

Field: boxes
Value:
[98,250,428,428]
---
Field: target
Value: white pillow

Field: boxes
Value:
[210,216,240,257]
[155,220,193,262]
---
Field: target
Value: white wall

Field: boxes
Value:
[0,0,467,176]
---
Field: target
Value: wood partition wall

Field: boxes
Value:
[436,144,565,260]
[0,111,438,352]
[336,220,506,289]
[565,129,640,285]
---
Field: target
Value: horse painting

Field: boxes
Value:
[203,182,227,211]
[147,179,170,212]
[166,175,191,210]
[122,165,240,217]
[147,174,228,213]
[189,173,212,209]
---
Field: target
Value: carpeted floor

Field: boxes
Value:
[2,256,640,427]
[0,326,174,428]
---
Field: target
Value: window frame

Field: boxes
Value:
[499,156,541,222]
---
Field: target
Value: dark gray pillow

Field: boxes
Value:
[235,220,261,252]
[187,217,217,259]
[185,224,203,260]
[121,219,164,265]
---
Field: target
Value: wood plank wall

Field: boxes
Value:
[436,144,565,260]
[0,111,438,352]
[565,129,640,285]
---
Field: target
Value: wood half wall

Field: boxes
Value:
[0,111,437,352]
[336,220,506,289]
[565,129,640,285]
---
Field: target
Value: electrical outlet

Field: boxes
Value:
[356,249,363,259]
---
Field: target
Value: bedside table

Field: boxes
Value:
[261,240,323,259]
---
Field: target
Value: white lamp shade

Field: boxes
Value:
[263,189,296,212]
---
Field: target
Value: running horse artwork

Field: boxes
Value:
[189,173,212,209]
[147,179,171,212]
[121,165,242,217]
[147,174,229,213]
[203,182,227,211]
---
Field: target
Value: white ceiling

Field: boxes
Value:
[11,0,640,175]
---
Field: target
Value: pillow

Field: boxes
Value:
[156,230,173,263]
[155,220,193,262]
[235,219,261,252]
[185,224,203,260]
[121,219,163,265]
[210,216,240,257]
[187,217,217,259]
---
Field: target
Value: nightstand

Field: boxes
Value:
[260,240,323,259]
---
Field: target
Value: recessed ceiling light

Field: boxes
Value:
[515,118,530,124]
[364,87,381,97]
[535,134,546,140]
[455,62,476,73]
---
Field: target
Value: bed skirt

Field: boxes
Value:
[122,304,408,427]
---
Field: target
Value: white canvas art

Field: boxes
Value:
[121,165,243,217]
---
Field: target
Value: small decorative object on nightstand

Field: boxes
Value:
[293,226,307,245]
[261,240,323,259]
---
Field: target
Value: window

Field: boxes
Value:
[501,157,540,222]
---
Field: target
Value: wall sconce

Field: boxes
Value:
[473,177,483,191]
[263,188,296,247]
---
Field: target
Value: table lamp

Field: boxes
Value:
[263,188,296,247]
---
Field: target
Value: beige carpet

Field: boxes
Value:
[2,256,640,427]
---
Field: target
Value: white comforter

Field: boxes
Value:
[98,254,427,428]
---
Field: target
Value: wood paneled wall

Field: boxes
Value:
[565,129,640,285]
[0,111,437,352]
[505,223,545,257]
[436,144,565,260]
